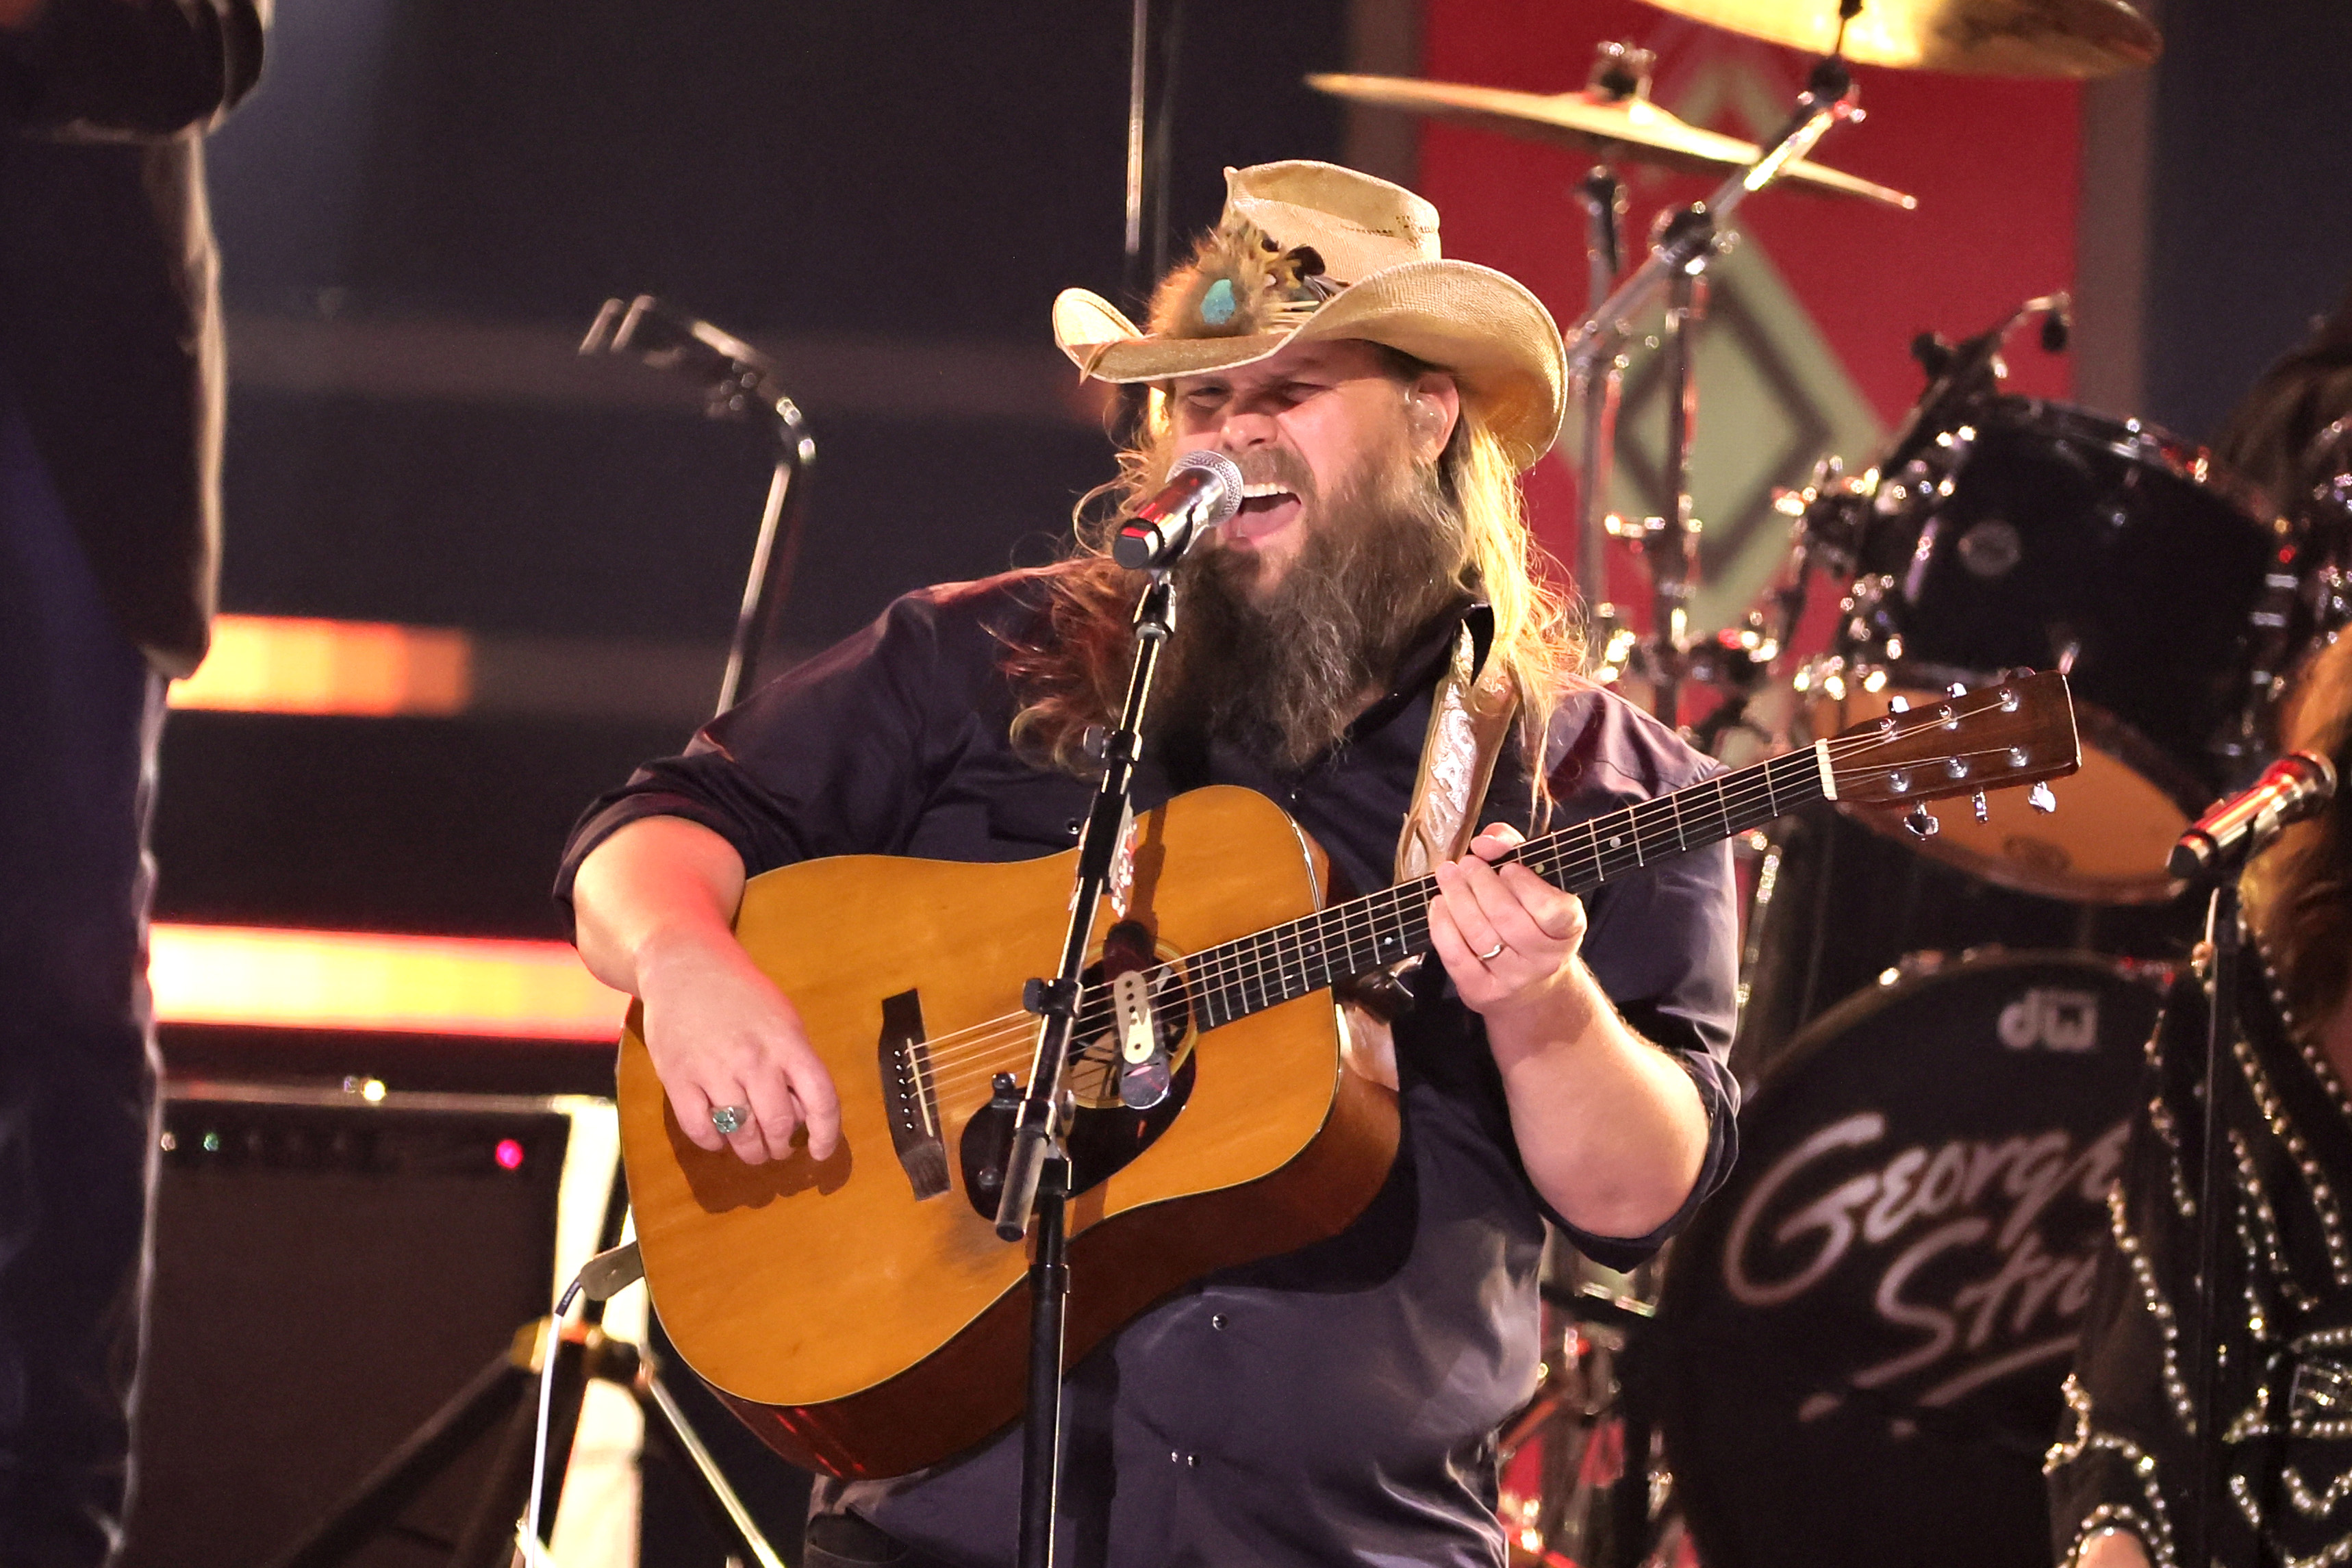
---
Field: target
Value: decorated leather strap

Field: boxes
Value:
[1343,615,1519,1092]
[1393,615,1521,883]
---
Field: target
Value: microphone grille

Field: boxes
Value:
[1167,448,1245,525]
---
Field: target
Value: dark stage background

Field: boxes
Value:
[162,1,1350,1080]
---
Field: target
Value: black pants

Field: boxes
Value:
[0,381,166,1567]
[801,1513,963,1568]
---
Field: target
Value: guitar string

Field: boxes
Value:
[914,796,2031,1100]
[903,727,2040,1100]
[908,731,2043,1099]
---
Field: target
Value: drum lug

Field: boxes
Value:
[1903,805,1940,839]
[2029,781,2058,814]
[1971,791,1990,823]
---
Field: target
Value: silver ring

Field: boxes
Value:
[710,1104,749,1136]
[1476,941,1506,962]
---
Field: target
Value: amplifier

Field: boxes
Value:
[122,1081,613,1568]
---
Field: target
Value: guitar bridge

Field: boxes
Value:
[878,989,948,1200]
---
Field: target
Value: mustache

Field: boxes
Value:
[1230,447,1317,500]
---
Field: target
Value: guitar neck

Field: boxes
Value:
[1184,746,1828,1032]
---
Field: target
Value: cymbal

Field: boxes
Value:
[1307,73,1916,210]
[1639,0,2160,77]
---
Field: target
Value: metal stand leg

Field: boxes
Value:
[1015,1159,1073,1568]
[1573,164,1629,628]
[261,1322,590,1568]
[1643,264,1708,724]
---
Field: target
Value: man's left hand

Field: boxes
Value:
[1428,824,1589,1020]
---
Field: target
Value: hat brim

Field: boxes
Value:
[1052,258,1567,472]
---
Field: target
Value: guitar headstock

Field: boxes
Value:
[1825,670,2081,809]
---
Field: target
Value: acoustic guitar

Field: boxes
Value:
[616,672,2081,1478]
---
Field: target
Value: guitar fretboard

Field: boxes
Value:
[1179,747,1828,1031]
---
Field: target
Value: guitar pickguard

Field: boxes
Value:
[954,918,1197,1219]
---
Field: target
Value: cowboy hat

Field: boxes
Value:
[1052,160,1567,471]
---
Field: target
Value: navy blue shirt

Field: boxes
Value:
[557,570,1740,1568]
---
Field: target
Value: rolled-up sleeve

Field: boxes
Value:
[1526,692,1743,1271]
[552,584,991,925]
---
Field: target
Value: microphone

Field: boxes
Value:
[2168,750,2338,883]
[1114,449,1243,569]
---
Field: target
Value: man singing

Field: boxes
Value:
[560,161,1738,1568]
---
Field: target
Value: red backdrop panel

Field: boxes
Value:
[1417,0,2082,594]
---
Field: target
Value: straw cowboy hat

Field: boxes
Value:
[1052,160,1567,471]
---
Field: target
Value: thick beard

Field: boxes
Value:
[1157,444,1468,770]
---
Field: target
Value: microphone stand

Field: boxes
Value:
[2168,771,2329,1568]
[2187,872,2239,1568]
[994,561,1185,1568]
[579,294,820,713]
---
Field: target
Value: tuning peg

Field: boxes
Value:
[1971,791,1989,823]
[1904,805,1940,839]
[1946,682,1968,697]
[2028,781,2057,814]
[1887,694,1910,714]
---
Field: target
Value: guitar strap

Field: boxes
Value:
[1393,607,1521,883]
[1343,610,1519,1093]
[1354,611,1515,1091]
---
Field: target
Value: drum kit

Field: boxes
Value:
[1317,2,2352,1565]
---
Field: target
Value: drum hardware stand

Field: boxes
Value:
[1564,44,1644,657]
[1770,294,2072,760]
[1877,293,2069,492]
[1567,24,1865,724]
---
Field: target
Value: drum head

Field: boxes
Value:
[1657,951,2164,1568]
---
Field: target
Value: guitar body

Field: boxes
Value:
[617,785,1402,1478]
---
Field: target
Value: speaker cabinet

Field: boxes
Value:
[123,1082,587,1568]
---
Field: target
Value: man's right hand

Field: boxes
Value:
[571,815,841,1167]
[635,928,842,1165]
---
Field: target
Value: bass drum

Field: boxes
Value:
[1731,805,2192,1085]
[1655,950,2168,1568]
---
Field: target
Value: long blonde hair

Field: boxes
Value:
[1002,348,1583,785]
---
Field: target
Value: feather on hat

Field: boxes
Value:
[1053,161,1567,471]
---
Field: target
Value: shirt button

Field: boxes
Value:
[1168,1450,1183,1465]
[1185,1454,1198,1468]
[1210,1314,1228,1330]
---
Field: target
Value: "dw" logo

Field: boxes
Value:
[1997,987,2100,1052]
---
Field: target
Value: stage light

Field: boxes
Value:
[168,615,470,716]
[149,924,627,1040]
